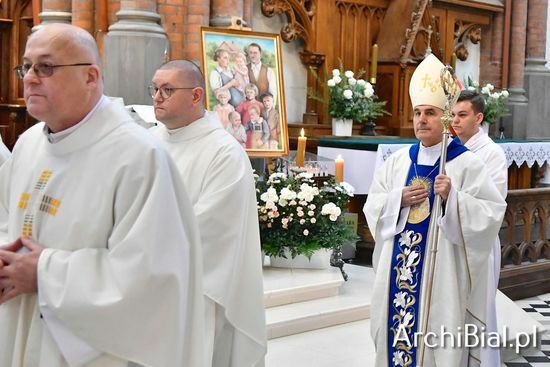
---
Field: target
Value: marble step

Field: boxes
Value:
[263,266,345,308]
[265,264,375,339]
[498,291,547,362]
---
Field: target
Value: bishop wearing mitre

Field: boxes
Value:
[363,54,506,367]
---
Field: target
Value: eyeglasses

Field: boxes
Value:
[14,63,93,79]
[148,85,195,99]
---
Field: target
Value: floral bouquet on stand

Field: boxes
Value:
[308,64,389,136]
[466,77,510,130]
[255,171,356,261]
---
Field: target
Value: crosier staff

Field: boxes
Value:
[416,65,461,367]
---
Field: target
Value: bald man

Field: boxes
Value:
[0,24,204,367]
[149,60,267,367]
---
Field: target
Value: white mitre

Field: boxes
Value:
[409,54,447,110]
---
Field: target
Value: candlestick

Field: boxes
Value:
[335,155,344,183]
[296,128,307,167]
[451,53,457,71]
[370,44,378,84]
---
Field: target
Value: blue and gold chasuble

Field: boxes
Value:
[387,138,467,366]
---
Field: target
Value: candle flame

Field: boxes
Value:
[337,154,342,160]
[300,128,305,138]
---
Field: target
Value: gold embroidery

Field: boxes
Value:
[22,213,33,237]
[408,177,432,224]
[18,193,30,209]
[40,196,61,216]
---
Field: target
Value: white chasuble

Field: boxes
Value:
[465,127,508,366]
[150,111,267,367]
[0,99,204,367]
[364,143,506,367]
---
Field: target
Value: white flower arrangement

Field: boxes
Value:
[256,172,356,259]
[466,77,510,125]
[308,63,390,122]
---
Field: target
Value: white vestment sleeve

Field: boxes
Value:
[437,186,463,245]
[376,186,410,241]
[38,300,102,367]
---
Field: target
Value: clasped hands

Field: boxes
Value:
[401,174,452,207]
[0,237,44,304]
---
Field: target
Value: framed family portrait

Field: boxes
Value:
[200,27,289,158]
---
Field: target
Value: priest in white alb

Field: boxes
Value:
[452,89,508,365]
[363,54,506,367]
[149,60,267,367]
[0,24,204,367]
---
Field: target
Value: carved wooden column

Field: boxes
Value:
[37,0,71,28]
[210,0,244,27]
[103,0,167,104]
[299,51,326,124]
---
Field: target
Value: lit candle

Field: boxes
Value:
[296,128,307,167]
[370,44,378,84]
[335,155,344,183]
[451,53,457,71]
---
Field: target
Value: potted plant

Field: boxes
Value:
[466,77,510,135]
[255,171,356,268]
[309,65,390,136]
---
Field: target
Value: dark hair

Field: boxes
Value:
[260,92,273,101]
[457,90,485,114]
[248,43,262,53]
[213,49,228,62]
[159,59,205,91]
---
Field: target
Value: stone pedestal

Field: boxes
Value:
[103,10,168,105]
[524,59,550,139]
[503,88,528,139]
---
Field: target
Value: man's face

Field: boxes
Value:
[23,30,93,131]
[452,101,483,143]
[152,69,191,128]
[413,105,444,147]
[248,46,261,64]
[263,96,273,110]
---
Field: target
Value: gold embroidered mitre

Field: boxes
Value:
[409,54,447,110]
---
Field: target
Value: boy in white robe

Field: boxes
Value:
[452,89,508,365]
[149,60,267,367]
[0,24,204,367]
[363,54,506,367]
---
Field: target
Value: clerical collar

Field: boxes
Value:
[166,125,187,135]
[418,139,452,166]
[44,95,108,143]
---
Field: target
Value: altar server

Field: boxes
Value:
[452,89,508,365]
[0,24,204,367]
[150,60,267,367]
[364,54,506,367]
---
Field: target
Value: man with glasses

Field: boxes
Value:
[0,23,204,367]
[149,60,267,367]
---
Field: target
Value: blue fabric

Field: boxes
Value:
[386,137,467,366]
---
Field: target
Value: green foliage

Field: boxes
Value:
[255,172,358,259]
[465,77,510,125]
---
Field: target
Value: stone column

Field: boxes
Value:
[525,0,550,138]
[35,0,71,30]
[210,0,244,27]
[103,0,168,104]
[504,0,529,138]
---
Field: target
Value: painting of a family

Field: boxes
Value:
[201,28,288,157]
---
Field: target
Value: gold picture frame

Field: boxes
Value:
[200,27,289,158]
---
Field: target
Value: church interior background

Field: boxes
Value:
[4,0,550,365]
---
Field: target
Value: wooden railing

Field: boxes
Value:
[499,188,550,300]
